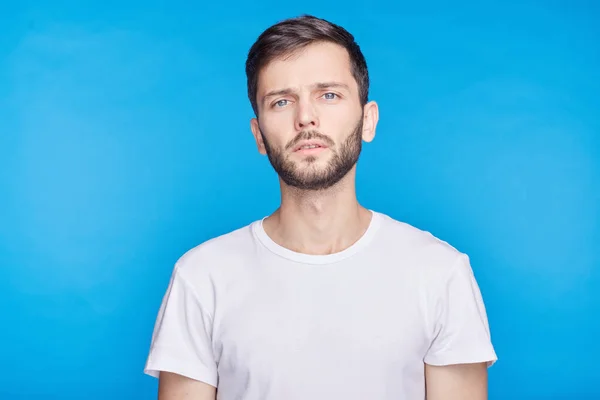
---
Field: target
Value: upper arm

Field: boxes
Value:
[158,371,217,400]
[144,266,219,392]
[425,362,488,400]
[423,254,497,367]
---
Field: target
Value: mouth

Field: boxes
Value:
[293,141,328,153]
[293,142,329,156]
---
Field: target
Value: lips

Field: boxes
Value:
[293,141,328,152]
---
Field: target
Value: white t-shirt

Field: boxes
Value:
[144,210,497,399]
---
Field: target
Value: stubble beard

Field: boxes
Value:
[261,117,364,191]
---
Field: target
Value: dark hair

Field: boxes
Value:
[245,14,369,116]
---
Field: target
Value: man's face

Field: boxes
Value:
[251,41,372,191]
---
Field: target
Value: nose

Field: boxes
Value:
[294,98,319,131]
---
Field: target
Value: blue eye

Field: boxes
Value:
[323,93,337,100]
[274,99,288,107]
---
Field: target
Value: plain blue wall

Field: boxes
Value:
[1,1,598,399]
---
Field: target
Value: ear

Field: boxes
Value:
[361,101,379,143]
[250,117,267,155]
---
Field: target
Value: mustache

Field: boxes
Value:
[284,130,335,151]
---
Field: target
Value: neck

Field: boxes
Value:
[263,169,372,255]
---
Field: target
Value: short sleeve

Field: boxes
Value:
[144,265,218,387]
[424,254,498,367]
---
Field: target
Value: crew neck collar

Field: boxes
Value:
[252,210,382,265]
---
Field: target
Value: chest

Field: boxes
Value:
[211,266,431,379]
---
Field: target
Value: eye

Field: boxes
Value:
[273,99,289,108]
[322,92,338,100]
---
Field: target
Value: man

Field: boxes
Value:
[144,14,497,400]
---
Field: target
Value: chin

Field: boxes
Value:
[296,160,330,171]
[294,152,330,163]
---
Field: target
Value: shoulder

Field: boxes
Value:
[374,211,467,276]
[174,220,259,281]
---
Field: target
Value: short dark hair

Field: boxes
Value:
[245,15,369,116]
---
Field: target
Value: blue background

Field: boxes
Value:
[1,1,598,399]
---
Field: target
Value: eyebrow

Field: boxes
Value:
[261,82,351,105]
[313,82,350,91]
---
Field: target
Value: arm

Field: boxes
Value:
[423,255,497,399]
[425,362,488,400]
[144,266,219,398]
[158,372,217,400]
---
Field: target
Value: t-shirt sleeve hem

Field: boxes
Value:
[144,357,218,387]
[424,350,498,368]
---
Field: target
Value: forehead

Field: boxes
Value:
[257,41,357,95]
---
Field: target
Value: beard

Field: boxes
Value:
[260,117,363,191]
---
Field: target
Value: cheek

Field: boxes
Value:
[261,110,290,133]
[321,116,359,143]
[261,111,299,139]
[320,102,360,127]
[260,126,292,151]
